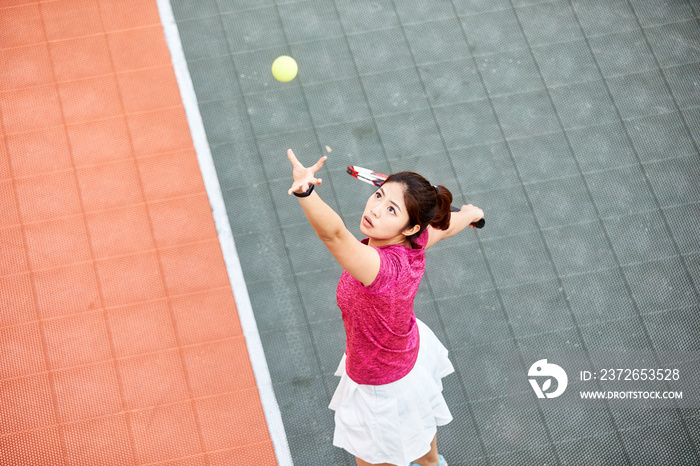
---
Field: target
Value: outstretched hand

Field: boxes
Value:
[287,148,327,195]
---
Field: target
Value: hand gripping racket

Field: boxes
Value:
[347,165,485,229]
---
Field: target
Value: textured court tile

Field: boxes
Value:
[85,204,155,258]
[555,431,629,465]
[95,252,166,307]
[579,315,652,351]
[665,203,700,255]
[33,262,101,319]
[477,49,543,97]
[116,66,183,114]
[500,278,575,339]
[147,194,218,248]
[561,268,637,326]
[469,391,550,455]
[129,402,203,464]
[566,122,638,173]
[53,361,123,423]
[66,116,132,167]
[623,257,697,314]
[434,100,502,149]
[606,70,677,120]
[0,85,63,133]
[515,0,584,47]
[57,75,123,124]
[626,112,696,162]
[644,154,700,208]
[158,241,231,295]
[0,43,53,92]
[549,79,619,130]
[24,216,92,270]
[334,0,399,34]
[664,63,700,110]
[6,127,72,178]
[628,0,697,27]
[542,221,617,277]
[1,373,57,433]
[525,175,598,228]
[221,6,287,53]
[0,4,45,48]
[42,311,113,370]
[136,150,206,200]
[361,68,429,116]
[589,29,657,78]
[98,0,162,31]
[170,289,242,344]
[508,131,579,183]
[460,9,529,56]
[75,159,144,212]
[620,421,698,465]
[346,28,415,75]
[126,107,194,156]
[531,40,600,87]
[62,415,134,465]
[39,0,103,41]
[404,18,471,65]
[14,170,82,223]
[105,299,177,358]
[278,0,345,43]
[492,90,561,139]
[584,164,657,218]
[570,0,638,37]
[482,232,557,288]
[0,322,45,377]
[107,26,174,72]
[195,389,273,451]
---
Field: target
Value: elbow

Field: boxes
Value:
[318,227,343,244]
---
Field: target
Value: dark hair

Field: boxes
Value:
[383,171,452,241]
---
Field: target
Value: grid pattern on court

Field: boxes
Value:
[171,0,700,464]
[0,0,276,464]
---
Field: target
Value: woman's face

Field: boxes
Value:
[360,181,418,245]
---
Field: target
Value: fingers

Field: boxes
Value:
[287,148,301,166]
[311,155,327,172]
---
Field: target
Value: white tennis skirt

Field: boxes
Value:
[329,319,455,464]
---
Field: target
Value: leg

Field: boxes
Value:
[355,458,395,466]
[410,434,440,466]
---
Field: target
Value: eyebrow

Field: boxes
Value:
[378,187,402,212]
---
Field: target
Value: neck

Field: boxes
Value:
[368,235,411,248]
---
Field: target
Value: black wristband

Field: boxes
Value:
[293,184,314,198]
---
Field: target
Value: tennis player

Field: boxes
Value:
[287,149,483,466]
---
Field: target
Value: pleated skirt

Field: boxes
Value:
[329,319,454,464]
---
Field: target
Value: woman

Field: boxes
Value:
[287,149,484,466]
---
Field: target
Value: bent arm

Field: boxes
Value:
[426,204,484,249]
[295,190,380,286]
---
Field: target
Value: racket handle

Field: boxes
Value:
[450,205,485,229]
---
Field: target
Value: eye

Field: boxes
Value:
[375,192,382,199]
[388,206,395,215]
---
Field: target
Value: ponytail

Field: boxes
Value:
[383,172,453,241]
[431,185,452,231]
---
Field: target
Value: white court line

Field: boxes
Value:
[156,1,293,464]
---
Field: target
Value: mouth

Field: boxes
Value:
[362,215,373,228]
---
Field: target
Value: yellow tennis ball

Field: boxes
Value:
[271,55,298,82]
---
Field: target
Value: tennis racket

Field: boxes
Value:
[347,165,485,229]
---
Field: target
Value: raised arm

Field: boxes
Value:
[287,149,380,286]
[425,204,484,249]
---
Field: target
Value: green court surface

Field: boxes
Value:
[170,0,700,464]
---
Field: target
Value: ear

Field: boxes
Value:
[402,224,420,237]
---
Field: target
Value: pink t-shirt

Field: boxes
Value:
[335,229,429,385]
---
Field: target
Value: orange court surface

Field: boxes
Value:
[1,0,278,464]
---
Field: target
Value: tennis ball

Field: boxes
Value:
[271,55,298,82]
